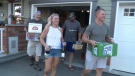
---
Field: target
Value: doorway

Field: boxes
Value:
[32,2,92,67]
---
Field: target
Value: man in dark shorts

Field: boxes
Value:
[61,12,81,70]
[24,11,46,71]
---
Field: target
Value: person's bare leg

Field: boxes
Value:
[81,69,91,76]
[51,57,59,76]
[35,56,39,62]
[44,58,53,76]
[69,52,74,67]
[96,68,103,76]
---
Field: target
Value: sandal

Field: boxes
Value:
[69,66,74,71]
[60,58,66,64]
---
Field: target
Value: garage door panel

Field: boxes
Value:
[121,18,135,24]
[111,5,135,74]
[118,42,135,56]
[113,56,132,72]
[131,60,135,73]
[119,24,135,35]
[118,34,135,42]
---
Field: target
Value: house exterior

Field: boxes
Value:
[0,0,135,76]
[0,0,28,54]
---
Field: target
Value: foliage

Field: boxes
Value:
[8,15,17,21]
[19,16,26,20]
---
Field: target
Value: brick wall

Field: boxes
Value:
[0,26,27,54]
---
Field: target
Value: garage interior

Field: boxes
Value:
[38,6,90,28]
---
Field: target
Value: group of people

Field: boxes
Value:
[24,6,114,76]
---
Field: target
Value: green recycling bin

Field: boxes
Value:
[92,42,118,57]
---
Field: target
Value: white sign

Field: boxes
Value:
[28,23,42,33]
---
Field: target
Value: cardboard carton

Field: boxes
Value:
[92,42,118,57]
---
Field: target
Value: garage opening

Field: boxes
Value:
[38,6,90,28]
[36,3,91,67]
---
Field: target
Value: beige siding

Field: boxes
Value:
[97,0,112,26]
[0,0,30,23]
[23,0,30,20]
[0,1,8,21]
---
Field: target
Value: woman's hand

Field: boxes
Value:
[62,42,66,46]
[89,40,97,47]
[45,45,50,51]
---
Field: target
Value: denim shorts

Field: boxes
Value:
[48,49,61,58]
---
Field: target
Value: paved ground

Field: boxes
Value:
[0,56,121,76]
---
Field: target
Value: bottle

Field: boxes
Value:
[44,51,50,59]
[44,46,50,59]
[61,47,65,58]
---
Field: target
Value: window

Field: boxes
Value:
[12,1,24,24]
[124,8,135,16]
[13,3,21,16]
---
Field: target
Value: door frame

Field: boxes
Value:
[31,2,93,24]
[110,0,135,73]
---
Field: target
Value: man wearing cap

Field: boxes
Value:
[24,11,46,71]
[61,12,81,70]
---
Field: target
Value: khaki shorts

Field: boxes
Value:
[85,50,107,70]
[27,41,42,56]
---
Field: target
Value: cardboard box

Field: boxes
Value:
[28,23,42,33]
[26,33,41,41]
[72,41,83,50]
[92,42,118,57]
[72,44,83,50]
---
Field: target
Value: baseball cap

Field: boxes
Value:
[35,11,41,15]
[69,12,76,18]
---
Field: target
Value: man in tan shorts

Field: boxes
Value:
[24,11,46,71]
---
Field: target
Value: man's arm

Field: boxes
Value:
[61,28,64,42]
[105,35,114,43]
[78,32,81,41]
[62,22,66,41]
[105,25,114,43]
[105,35,111,42]
[24,20,30,32]
[82,25,96,46]
[78,23,81,41]
[82,34,97,46]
